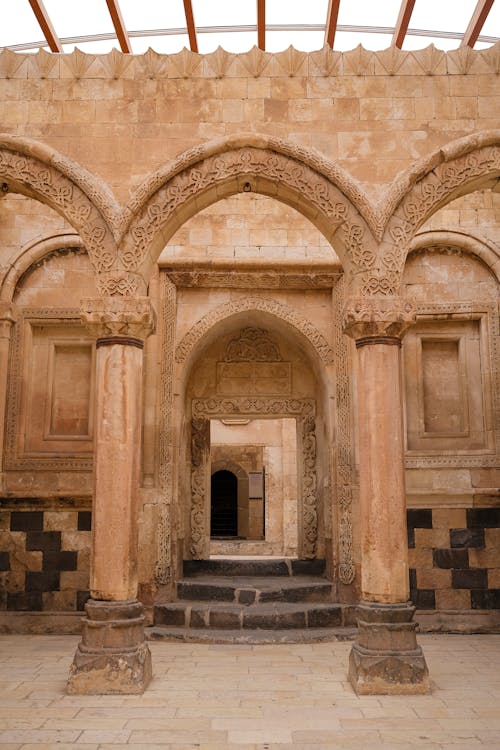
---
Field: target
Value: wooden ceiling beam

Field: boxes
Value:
[105,0,132,53]
[183,0,199,53]
[27,0,62,53]
[392,0,416,49]
[325,0,341,48]
[461,0,495,47]
[257,0,266,51]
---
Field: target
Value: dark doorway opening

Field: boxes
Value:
[211,469,238,537]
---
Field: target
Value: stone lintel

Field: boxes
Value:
[80,297,156,341]
[67,599,152,695]
[348,601,430,695]
[343,296,415,341]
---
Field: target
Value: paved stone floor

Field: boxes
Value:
[0,634,499,749]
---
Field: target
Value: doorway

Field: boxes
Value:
[210,469,238,537]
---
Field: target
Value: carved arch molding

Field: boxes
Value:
[190,397,318,560]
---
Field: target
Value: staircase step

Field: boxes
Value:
[183,558,326,578]
[177,576,333,604]
[147,626,357,645]
[154,601,344,630]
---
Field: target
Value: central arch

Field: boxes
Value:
[118,134,377,287]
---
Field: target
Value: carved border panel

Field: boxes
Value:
[4,308,94,471]
[404,302,500,468]
[190,397,318,559]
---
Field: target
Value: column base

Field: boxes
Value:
[67,599,152,695]
[348,602,430,695]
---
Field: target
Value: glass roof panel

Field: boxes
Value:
[192,0,256,28]
[266,30,326,53]
[338,0,401,28]
[482,2,500,37]
[120,0,186,32]
[62,39,120,54]
[335,31,394,51]
[267,0,329,25]
[43,0,114,38]
[409,0,477,34]
[0,0,46,48]
[197,31,257,54]
[131,34,191,55]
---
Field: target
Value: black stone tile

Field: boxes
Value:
[411,589,436,609]
[0,551,10,571]
[291,559,326,576]
[26,531,61,552]
[238,589,256,605]
[307,606,342,627]
[409,568,417,590]
[42,551,78,571]
[407,527,415,549]
[407,509,432,529]
[451,568,487,589]
[10,511,43,532]
[76,590,90,611]
[210,609,241,628]
[471,589,500,610]
[450,528,485,548]
[466,508,500,529]
[433,548,469,569]
[7,592,43,611]
[25,571,60,592]
[78,511,92,531]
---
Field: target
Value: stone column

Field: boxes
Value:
[0,302,17,475]
[343,297,429,695]
[67,297,155,695]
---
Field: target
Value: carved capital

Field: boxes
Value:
[342,297,415,341]
[0,301,17,339]
[80,297,156,341]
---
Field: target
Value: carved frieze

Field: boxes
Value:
[224,327,282,362]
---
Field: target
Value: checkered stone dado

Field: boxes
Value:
[408,508,500,610]
[0,502,91,611]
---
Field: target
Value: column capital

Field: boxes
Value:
[0,301,17,338]
[80,297,156,343]
[342,296,415,343]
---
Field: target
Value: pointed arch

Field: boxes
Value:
[174,295,335,368]
[118,134,378,287]
[376,130,500,288]
[0,134,119,284]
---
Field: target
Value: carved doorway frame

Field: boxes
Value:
[189,397,317,560]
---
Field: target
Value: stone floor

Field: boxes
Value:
[0,634,499,749]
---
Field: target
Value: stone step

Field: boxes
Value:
[147,626,357,645]
[183,558,326,578]
[154,601,345,630]
[176,575,333,604]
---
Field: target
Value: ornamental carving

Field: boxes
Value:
[343,296,416,340]
[175,296,335,365]
[165,270,342,289]
[190,417,211,558]
[80,297,156,340]
[302,416,317,559]
[224,327,282,362]
[0,141,118,278]
[120,144,375,277]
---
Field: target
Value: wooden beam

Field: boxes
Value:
[392,0,416,49]
[105,0,132,53]
[325,0,341,49]
[461,0,495,47]
[183,0,198,53]
[27,0,62,53]
[257,0,266,51]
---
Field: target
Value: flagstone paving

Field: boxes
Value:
[0,633,499,749]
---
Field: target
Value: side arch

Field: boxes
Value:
[0,134,119,288]
[174,295,336,368]
[377,130,500,290]
[0,233,86,302]
[118,134,378,286]
[408,230,500,283]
